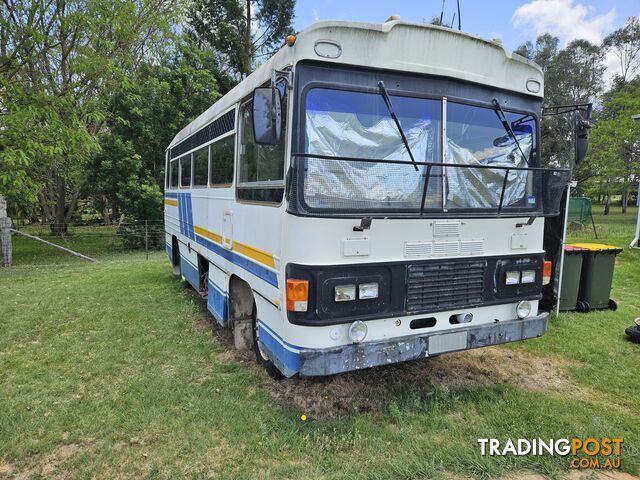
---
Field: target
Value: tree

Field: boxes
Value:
[0,0,176,234]
[517,35,606,180]
[585,79,640,214]
[603,16,640,84]
[515,33,560,73]
[88,34,221,222]
[188,0,295,84]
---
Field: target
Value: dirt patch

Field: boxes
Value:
[0,460,14,477]
[192,315,212,333]
[429,347,576,393]
[205,313,579,418]
[260,347,579,418]
[12,443,83,480]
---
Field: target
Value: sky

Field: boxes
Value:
[293,0,640,81]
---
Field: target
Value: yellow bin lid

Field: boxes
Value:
[568,242,622,252]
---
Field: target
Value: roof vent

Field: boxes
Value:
[386,15,400,22]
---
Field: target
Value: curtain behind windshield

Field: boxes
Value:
[304,88,441,210]
[445,102,535,209]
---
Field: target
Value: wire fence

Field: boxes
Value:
[9,220,166,263]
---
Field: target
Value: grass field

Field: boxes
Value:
[1,208,639,479]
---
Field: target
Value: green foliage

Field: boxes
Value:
[188,0,295,81]
[603,16,640,84]
[516,35,606,171]
[86,34,221,222]
[578,79,640,206]
[0,0,177,230]
[87,134,164,223]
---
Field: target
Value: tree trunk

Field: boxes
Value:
[245,0,251,77]
[621,183,628,214]
[102,205,111,225]
[51,174,68,236]
[603,191,611,216]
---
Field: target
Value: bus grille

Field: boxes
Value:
[406,260,487,313]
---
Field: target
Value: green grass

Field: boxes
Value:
[1,209,639,479]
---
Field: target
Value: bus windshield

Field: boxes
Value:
[301,87,537,214]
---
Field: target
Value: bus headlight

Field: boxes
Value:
[521,270,536,284]
[505,271,520,285]
[358,282,379,300]
[516,300,532,319]
[348,321,368,343]
[335,284,356,302]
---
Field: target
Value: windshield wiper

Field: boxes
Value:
[491,98,530,166]
[378,81,419,171]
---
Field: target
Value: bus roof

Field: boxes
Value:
[168,19,543,150]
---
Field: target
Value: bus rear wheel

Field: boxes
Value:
[171,237,181,276]
[251,311,284,381]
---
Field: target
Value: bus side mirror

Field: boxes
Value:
[252,87,282,145]
[575,113,590,165]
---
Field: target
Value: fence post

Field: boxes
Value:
[0,195,12,267]
[145,220,149,260]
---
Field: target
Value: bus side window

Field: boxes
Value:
[180,154,192,188]
[169,159,178,188]
[193,147,208,187]
[237,98,286,203]
[210,135,234,186]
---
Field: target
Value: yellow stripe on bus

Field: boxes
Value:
[194,225,223,244]
[194,224,275,269]
[233,240,276,269]
[164,199,178,207]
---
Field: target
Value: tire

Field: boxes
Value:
[576,300,590,313]
[625,326,640,344]
[171,237,181,276]
[251,308,285,380]
[608,299,618,311]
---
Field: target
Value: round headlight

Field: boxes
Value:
[348,321,368,343]
[516,300,532,319]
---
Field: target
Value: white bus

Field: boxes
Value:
[164,19,588,378]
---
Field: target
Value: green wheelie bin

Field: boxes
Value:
[559,245,587,311]
[569,243,623,312]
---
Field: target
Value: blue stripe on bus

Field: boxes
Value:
[181,193,188,236]
[180,255,200,289]
[194,235,278,288]
[177,193,183,235]
[187,193,195,240]
[166,242,172,261]
[258,321,301,373]
[207,280,228,325]
[168,192,278,288]
[165,192,177,198]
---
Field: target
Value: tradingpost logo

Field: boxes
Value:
[478,438,623,469]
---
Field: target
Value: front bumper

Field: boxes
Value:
[298,313,549,376]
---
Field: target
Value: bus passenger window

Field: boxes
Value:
[169,159,178,188]
[210,135,234,186]
[180,155,192,188]
[193,147,208,186]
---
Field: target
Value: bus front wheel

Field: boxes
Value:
[251,309,284,381]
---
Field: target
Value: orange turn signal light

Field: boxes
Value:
[286,34,297,46]
[543,261,552,285]
[286,279,308,312]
